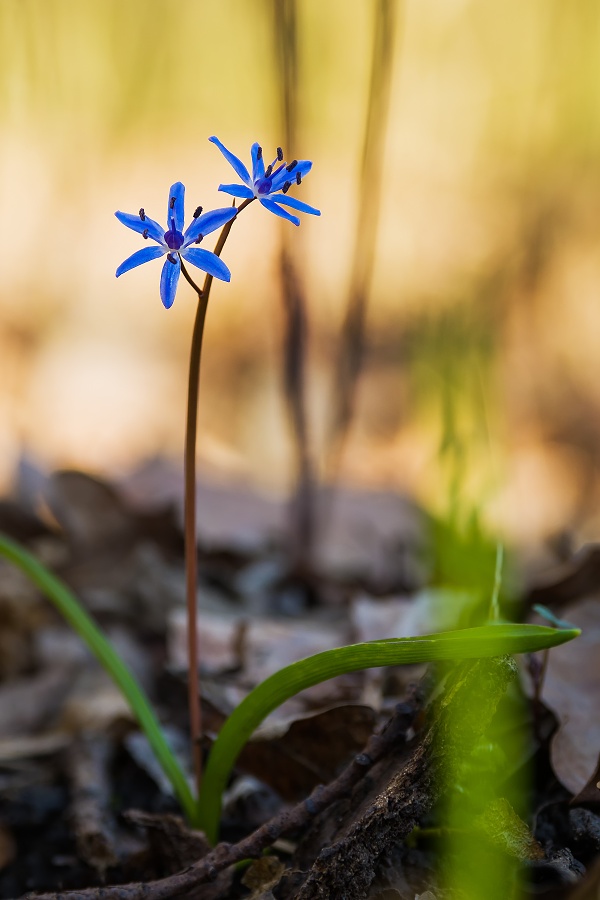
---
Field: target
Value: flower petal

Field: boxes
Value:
[259,197,300,226]
[115,211,165,243]
[116,245,165,277]
[160,255,181,309]
[270,159,312,192]
[209,136,252,186]
[251,142,265,181]
[183,206,237,246]
[217,183,254,199]
[167,182,185,232]
[269,194,321,216]
[181,247,231,282]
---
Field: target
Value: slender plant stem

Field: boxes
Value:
[181,198,253,800]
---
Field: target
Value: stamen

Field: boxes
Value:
[286,159,298,173]
[193,206,203,218]
[169,196,175,210]
[139,208,146,221]
[276,147,284,161]
[167,253,177,264]
[142,228,149,239]
[265,164,273,178]
[282,181,291,193]
[296,171,302,185]
[195,234,204,244]
[257,146,263,160]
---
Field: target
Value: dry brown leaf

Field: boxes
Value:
[238,704,377,800]
[538,595,600,796]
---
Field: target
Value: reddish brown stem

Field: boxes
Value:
[182,198,253,799]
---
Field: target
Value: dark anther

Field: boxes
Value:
[296,171,302,185]
[304,797,318,815]
[167,253,177,264]
[277,146,284,161]
[286,159,298,172]
[282,181,291,193]
[139,208,146,220]
[195,234,204,244]
[142,228,149,239]
[169,196,175,210]
[265,164,273,178]
[193,206,203,218]
[257,145,263,160]
[355,753,373,767]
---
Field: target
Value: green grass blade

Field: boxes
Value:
[198,622,579,843]
[0,534,198,826]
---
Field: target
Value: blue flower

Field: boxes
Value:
[115,182,237,309]
[209,137,320,227]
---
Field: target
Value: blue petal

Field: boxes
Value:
[209,136,252,186]
[167,182,185,232]
[115,211,165,244]
[181,247,231,282]
[183,206,237,246]
[217,183,254,199]
[160,255,181,308]
[270,159,312,192]
[269,194,320,216]
[259,197,300,226]
[251,142,265,181]
[116,245,165,277]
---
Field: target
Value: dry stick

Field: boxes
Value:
[325,0,400,481]
[272,0,316,570]
[181,198,253,797]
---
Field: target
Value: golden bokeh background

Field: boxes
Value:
[2,0,600,545]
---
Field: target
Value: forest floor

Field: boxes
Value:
[0,460,598,899]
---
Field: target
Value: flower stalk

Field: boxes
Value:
[182,198,253,795]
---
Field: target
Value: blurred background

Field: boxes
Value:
[2,0,600,549]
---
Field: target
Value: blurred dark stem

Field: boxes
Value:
[181,198,253,800]
[273,0,316,571]
[325,0,401,480]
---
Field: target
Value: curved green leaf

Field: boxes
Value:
[198,622,579,843]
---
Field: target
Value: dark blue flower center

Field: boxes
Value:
[164,218,184,250]
[256,177,273,195]
[255,159,289,196]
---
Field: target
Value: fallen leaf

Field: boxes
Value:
[537,596,600,795]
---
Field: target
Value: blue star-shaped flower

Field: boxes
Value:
[115,182,237,309]
[209,137,320,227]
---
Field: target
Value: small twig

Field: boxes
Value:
[326,0,400,479]
[273,0,316,572]
[68,734,117,875]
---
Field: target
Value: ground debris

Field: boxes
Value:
[282,657,517,900]
[68,735,118,875]
[18,658,515,900]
